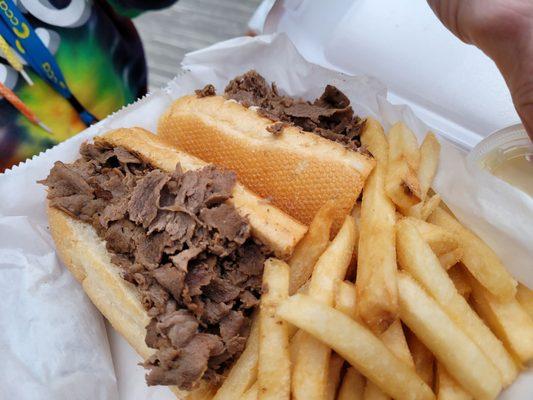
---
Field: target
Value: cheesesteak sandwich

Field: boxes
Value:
[158,71,376,229]
[40,128,306,399]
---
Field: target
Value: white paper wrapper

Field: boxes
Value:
[0,34,531,399]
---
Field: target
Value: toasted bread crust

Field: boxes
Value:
[157,95,375,230]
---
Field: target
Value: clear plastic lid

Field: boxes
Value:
[467,124,533,196]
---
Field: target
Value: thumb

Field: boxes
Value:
[509,76,533,140]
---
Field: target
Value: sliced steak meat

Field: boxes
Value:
[195,84,216,98]
[183,260,216,299]
[128,170,170,228]
[41,141,270,391]
[224,70,365,150]
[153,264,186,300]
[104,219,140,254]
[146,333,224,390]
[203,299,233,325]
[156,309,199,348]
[199,204,249,244]
[239,290,259,309]
[204,277,241,303]
[113,146,141,164]
[219,311,246,342]
[135,231,172,270]
[170,246,205,271]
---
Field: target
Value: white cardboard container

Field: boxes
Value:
[1,5,532,399]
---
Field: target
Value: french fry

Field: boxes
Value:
[418,133,440,200]
[336,283,413,400]
[292,216,356,400]
[346,203,362,281]
[405,217,459,255]
[364,320,415,400]
[397,220,518,386]
[289,200,335,294]
[406,201,424,219]
[388,122,420,171]
[363,382,390,400]
[241,382,258,400]
[362,118,389,165]
[213,315,259,400]
[447,264,471,299]
[357,122,398,333]
[438,248,464,270]
[381,319,414,367]
[386,123,422,207]
[435,363,472,400]
[338,367,365,400]
[326,353,345,400]
[468,275,533,364]
[277,294,434,400]
[385,159,422,208]
[407,330,435,389]
[428,207,517,301]
[516,283,533,320]
[334,280,359,321]
[421,193,441,220]
[258,259,290,400]
[289,329,304,366]
[397,272,502,400]
[406,193,441,220]
[335,278,405,399]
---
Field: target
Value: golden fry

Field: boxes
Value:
[407,331,435,389]
[406,193,441,220]
[364,320,414,400]
[240,382,258,400]
[397,272,502,400]
[380,319,414,367]
[334,280,359,321]
[289,329,304,366]
[346,203,362,281]
[385,159,422,208]
[447,264,471,299]
[357,122,398,333]
[418,133,440,200]
[292,216,356,400]
[428,207,517,301]
[469,275,533,364]
[397,220,517,386]
[362,118,389,165]
[435,362,472,400]
[363,382,390,400]
[258,259,291,400]
[386,122,422,207]
[388,122,420,170]
[516,283,533,321]
[338,367,365,400]
[438,248,464,271]
[405,217,459,255]
[278,294,434,400]
[289,201,335,294]
[326,353,345,400]
[421,193,441,220]
[213,316,259,400]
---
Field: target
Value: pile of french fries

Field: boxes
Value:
[211,119,533,400]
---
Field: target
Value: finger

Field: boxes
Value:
[512,79,533,140]
[426,0,470,43]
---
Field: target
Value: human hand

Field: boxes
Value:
[428,0,533,139]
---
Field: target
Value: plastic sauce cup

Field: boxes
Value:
[467,124,533,197]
